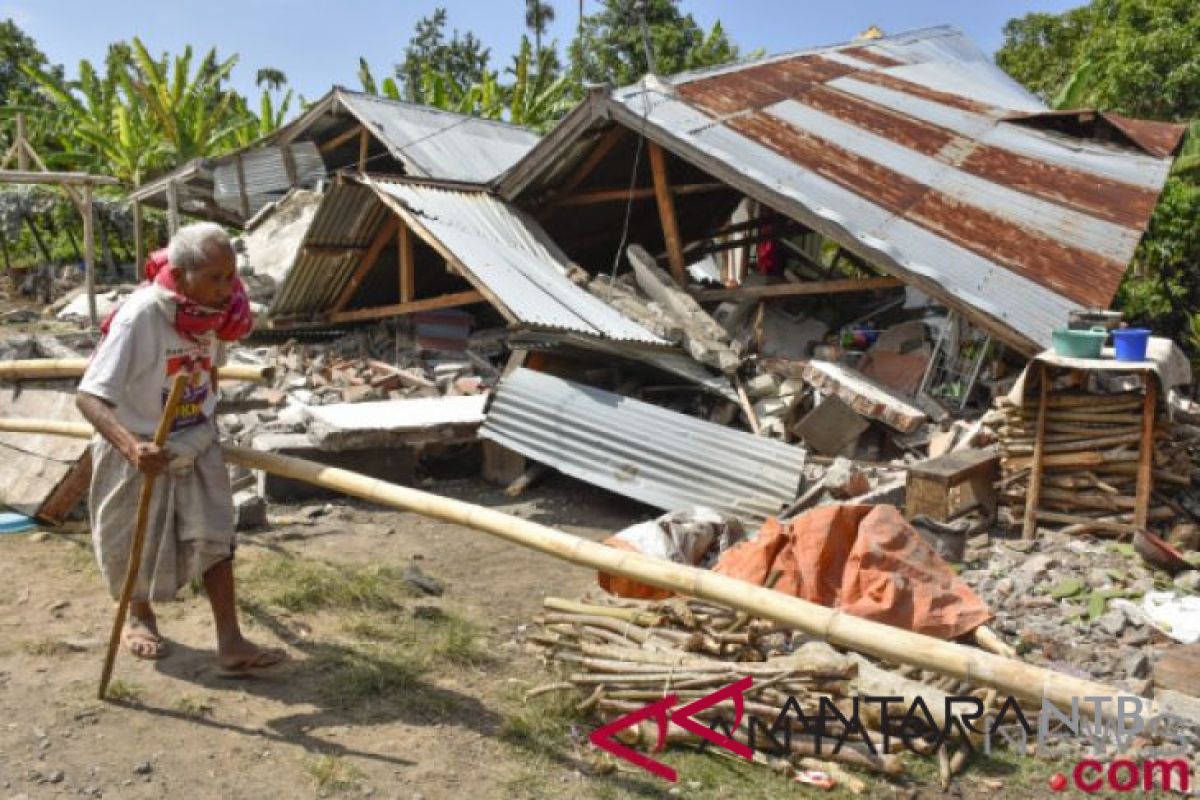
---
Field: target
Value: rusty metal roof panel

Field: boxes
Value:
[480,368,805,522]
[604,25,1179,351]
[338,91,541,183]
[372,180,665,343]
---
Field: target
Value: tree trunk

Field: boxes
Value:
[23,215,52,264]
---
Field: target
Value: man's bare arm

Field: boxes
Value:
[76,392,170,475]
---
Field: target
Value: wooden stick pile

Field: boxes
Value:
[990,392,1199,534]
[525,595,1010,791]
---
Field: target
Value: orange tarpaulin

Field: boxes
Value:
[714,505,991,639]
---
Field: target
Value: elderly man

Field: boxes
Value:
[77,222,285,673]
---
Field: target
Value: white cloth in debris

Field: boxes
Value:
[89,424,234,602]
[609,507,746,569]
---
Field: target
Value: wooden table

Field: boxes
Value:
[1021,361,1158,539]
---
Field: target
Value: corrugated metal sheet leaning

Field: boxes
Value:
[480,368,806,523]
[504,26,1184,354]
[338,91,540,184]
[370,179,665,344]
[269,176,667,346]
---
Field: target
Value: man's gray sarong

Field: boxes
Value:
[89,422,235,602]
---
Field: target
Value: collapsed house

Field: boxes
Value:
[11,26,1192,533]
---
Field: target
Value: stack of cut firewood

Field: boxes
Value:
[524,595,1008,791]
[988,392,1199,534]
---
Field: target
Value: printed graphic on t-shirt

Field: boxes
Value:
[164,350,212,431]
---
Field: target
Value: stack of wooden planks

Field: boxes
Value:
[991,391,1198,535]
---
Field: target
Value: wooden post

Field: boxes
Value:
[399,222,414,303]
[234,153,250,219]
[647,141,686,284]
[166,180,181,235]
[15,113,28,171]
[1021,363,1050,540]
[82,183,98,327]
[133,200,144,281]
[358,128,369,172]
[281,143,297,186]
[1134,376,1157,529]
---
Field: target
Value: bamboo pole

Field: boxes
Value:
[0,418,1166,723]
[0,359,274,384]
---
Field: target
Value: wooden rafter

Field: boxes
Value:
[329,289,485,324]
[556,182,727,206]
[550,126,627,203]
[647,142,685,283]
[690,276,904,302]
[319,124,364,153]
[329,217,400,314]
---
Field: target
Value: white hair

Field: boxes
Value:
[168,222,233,272]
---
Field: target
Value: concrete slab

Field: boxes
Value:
[303,395,487,451]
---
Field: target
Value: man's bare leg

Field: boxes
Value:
[202,558,286,670]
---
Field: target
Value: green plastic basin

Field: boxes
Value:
[1052,327,1108,359]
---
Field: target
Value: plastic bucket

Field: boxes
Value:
[1051,327,1107,359]
[1112,328,1151,362]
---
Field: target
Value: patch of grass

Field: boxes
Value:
[21,638,71,657]
[239,554,418,613]
[104,679,143,702]
[314,641,427,708]
[343,609,491,668]
[500,689,586,752]
[303,754,362,794]
[172,694,214,718]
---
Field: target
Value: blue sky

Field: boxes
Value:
[4,1,1083,103]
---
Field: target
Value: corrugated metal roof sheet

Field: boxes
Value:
[269,178,664,345]
[371,180,664,344]
[507,26,1180,353]
[339,91,541,183]
[480,368,806,522]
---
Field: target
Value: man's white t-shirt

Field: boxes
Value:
[79,285,223,437]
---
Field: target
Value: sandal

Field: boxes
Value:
[217,647,288,677]
[122,625,167,660]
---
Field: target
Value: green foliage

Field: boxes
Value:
[568,0,741,89]
[360,34,573,133]
[395,7,492,104]
[0,18,60,108]
[525,0,557,57]
[22,36,277,185]
[998,0,1200,361]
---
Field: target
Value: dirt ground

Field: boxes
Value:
[0,475,657,799]
[0,470,1080,800]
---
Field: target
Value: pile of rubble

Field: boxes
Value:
[960,526,1200,693]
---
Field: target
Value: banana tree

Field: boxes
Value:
[22,47,167,185]
[124,37,248,164]
[506,36,573,132]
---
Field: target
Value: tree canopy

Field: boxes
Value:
[568,0,741,88]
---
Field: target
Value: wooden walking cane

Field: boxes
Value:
[98,373,190,700]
